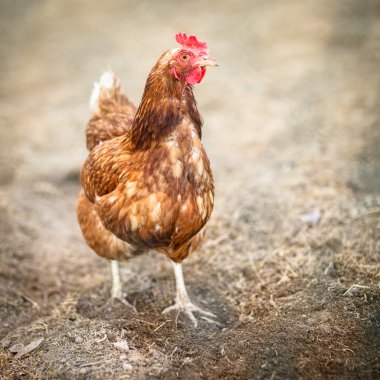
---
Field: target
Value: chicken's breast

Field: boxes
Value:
[80,119,213,262]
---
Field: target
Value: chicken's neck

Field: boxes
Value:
[129,63,202,149]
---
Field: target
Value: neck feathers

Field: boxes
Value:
[130,55,202,149]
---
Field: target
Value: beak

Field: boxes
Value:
[198,55,218,67]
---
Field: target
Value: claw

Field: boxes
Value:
[112,293,137,313]
[164,261,218,328]
[163,301,217,327]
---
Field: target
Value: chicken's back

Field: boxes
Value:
[86,71,136,150]
[77,71,144,262]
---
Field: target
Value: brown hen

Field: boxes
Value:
[77,33,217,327]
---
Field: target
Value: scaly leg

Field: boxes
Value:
[111,260,122,299]
[162,261,217,327]
[110,260,136,312]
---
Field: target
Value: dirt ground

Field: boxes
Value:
[0,0,379,378]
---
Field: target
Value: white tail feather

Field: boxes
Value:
[89,70,117,113]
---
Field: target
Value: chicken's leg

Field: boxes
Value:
[110,260,136,312]
[111,260,123,298]
[163,261,216,327]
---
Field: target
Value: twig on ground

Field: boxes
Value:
[153,320,169,332]
[352,208,380,220]
[343,284,370,296]
[80,358,115,368]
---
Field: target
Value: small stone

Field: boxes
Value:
[350,287,359,295]
[9,343,24,354]
[122,362,133,371]
[114,341,129,351]
[79,368,88,374]
[2,339,11,349]
[119,354,127,360]
[325,262,338,277]
[299,209,321,225]
[14,338,44,359]
[75,336,84,344]
[239,314,255,322]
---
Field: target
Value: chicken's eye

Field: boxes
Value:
[180,53,190,61]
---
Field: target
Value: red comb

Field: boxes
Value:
[175,33,208,52]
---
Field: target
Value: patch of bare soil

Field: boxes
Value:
[0,0,379,378]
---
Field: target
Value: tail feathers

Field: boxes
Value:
[86,70,137,150]
[89,70,120,114]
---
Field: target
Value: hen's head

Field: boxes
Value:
[169,33,217,85]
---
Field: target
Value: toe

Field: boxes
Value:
[162,301,217,328]
[195,308,216,318]
[162,304,177,315]
[201,316,221,326]
[113,296,137,313]
[185,309,198,328]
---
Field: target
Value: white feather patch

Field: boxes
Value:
[89,70,116,113]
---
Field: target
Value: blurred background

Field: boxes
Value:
[0,0,379,378]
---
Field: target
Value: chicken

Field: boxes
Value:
[76,33,217,327]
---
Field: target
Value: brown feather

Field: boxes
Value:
[77,49,214,264]
[86,77,136,150]
[76,191,145,260]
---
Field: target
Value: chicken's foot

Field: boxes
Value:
[163,261,217,328]
[110,260,136,312]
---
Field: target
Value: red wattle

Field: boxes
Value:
[199,67,206,83]
[186,66,206,85]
